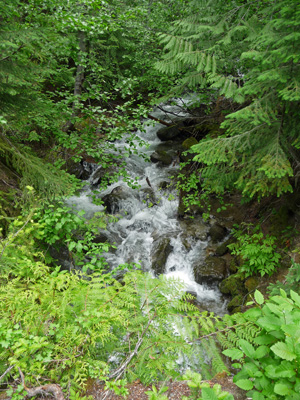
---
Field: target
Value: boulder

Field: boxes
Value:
[151,237,173,276]
[179,217,209,241]
[102,186,132,214]
[180,136,199,163]
[209,223,227,243]
[90,164,119,187]
[219,274,244,296]
[140,187,157,207]
[194,256,227,284]
[156,122,184,141]
[227,294,244,313]
[48,244,74,271]
[244,276,260,292]
[65,159,94,180]
[182,137,198,150]
[215,238,233,256]
[150,150,172,166]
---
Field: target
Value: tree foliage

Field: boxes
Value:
[157,0,300,199]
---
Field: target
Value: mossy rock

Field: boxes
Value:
[150,150,172,166]
[209,223,227,243]
[219,274,244,296]
[244,276,260,292]
[227,294,244,313]
[194,256,227,284]
[182,137,198,150]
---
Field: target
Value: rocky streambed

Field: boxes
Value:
[63,99,254,315]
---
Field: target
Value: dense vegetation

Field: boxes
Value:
[1,1,300,399]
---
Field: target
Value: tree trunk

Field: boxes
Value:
[63,30,87,133]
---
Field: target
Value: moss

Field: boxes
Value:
[227,294,244,313]
[219,274,244,296]
[182,137,198,150]
[244,276,260,292]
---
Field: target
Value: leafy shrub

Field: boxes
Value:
[223,290,300,400]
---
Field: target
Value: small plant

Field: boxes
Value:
[182,370,234,400]
[228,226,281,277]
[146,384,169,400]
[104,379,129,398]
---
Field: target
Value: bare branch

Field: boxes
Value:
[0,365,14,382]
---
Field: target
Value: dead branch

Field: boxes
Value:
[0,365,14,382]
[108,313,156,380]
[147,114,173,127]
[18,368,65,400]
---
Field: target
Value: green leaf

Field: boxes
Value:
[271,342,297,361]
[255,346,269,359]
[239,339,255,358]
[222,348,243,360]
[254,335,275,345]
[274,383,291,396]
[235,379,254,390]
[201,387,218,400]
[252,392,265,400]
[254,290,264,305]
[290,290,300,307]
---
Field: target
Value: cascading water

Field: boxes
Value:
[67,100,228,316]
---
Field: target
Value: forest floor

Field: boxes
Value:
[85,375,247,400]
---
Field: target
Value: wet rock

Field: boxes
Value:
[65,159,94,180]
[227,294,244,313]
[48,244,74,271]
[140,187,157,207]
[102,186,132,213]
[93,232,110,244]
[179,217,209,241]
[151,237,173,276]
[194,256,227,284]
[150,150,172,166]
[156,122,184,141]
[155,140,183,156]
[158,180,171,190]
[183,291,198,306]
[209,223,227,243]
[182,137,198,150]
[215,238,233,256]
[219,274,244,296]
[90,164,119,187]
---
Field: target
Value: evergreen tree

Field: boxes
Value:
[157,0,300,199]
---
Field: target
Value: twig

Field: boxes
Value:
[0,365,14,382]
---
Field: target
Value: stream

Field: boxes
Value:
[67,100,228,316]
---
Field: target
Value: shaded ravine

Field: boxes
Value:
[67,101,228,315]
